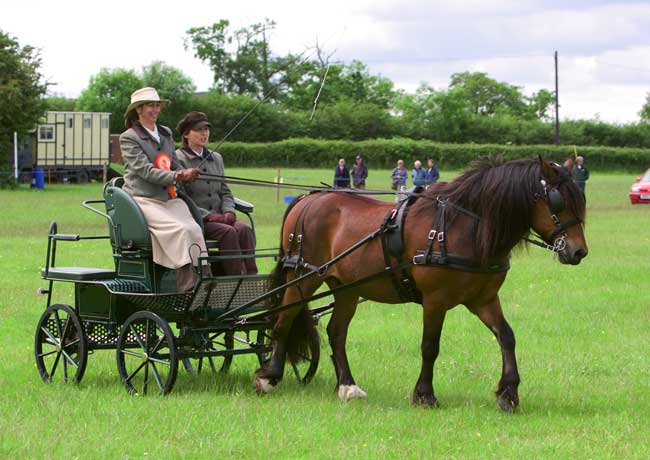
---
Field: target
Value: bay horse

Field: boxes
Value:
[255,157,587,411]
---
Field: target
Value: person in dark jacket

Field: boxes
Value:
[352,155,368,189]
[333,158,351,188]
[412,160,426,187]
[424,158,439,186]
[572,156,590,193]
[175,111,257,275]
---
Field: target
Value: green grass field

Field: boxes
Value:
[1,168,648,459]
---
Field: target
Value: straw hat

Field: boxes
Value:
[124,87,169,120]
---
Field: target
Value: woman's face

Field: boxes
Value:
[185,127,210,148]
[136,102,161,126]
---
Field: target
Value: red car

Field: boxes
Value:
[629,169,650,204]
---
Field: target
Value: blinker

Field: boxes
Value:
[547,188,565,214]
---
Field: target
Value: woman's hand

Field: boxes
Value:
[174,168,200,183]
[224,212,236,225]
[205,213,226,223]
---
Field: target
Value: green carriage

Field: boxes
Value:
[34,179,320,395]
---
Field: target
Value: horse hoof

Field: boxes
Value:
[412,392,439,408]
[496,393,518,413]
[337,384,367,401]
[254,375,277,394]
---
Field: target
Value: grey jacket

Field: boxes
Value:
[119,122,180,200]
[175,146,235,218]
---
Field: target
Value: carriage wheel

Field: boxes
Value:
[116,311,178,395]
[255,323,320,385]
[35,304,87,384]
[181,331,234,374]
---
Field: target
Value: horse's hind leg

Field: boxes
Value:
[412,296,447,408]
[468,295,520,412]
[326,291,366,401]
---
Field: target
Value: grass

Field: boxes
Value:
[0,168,649,459]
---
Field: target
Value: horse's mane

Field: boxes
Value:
[423,156,585,264]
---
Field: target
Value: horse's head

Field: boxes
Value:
[531,158,588,265]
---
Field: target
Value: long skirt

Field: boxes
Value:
[133,196,207,269]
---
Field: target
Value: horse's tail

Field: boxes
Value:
[269,194,318,364]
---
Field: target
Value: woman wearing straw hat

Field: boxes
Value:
[175,111,257,275]
[120,87,208,291]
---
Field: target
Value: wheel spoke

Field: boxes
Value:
[38,349,58,358]
[149,335,166,355]
[143,361,149,395]
[61,350,79,369]
[121,349,145,359]
[54,310,63,338]
[149,362,164,391]
[147,355,171,366]
[62,338,81,349]
[197,358,203,373]
[49,351,62,380]
[129,324,146,350]
[41,326,58,345]
[125,362,146,383]
[62,350,69,382]
[208,357,217,373]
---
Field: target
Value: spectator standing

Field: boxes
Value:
[391,159,408,201]
[333,158,351,188]
[352,155,368,189]
[424,158,439,186]
[412,160,426,187]
[572,156,590,193]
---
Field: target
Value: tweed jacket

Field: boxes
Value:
[119,122,180,200]
[175,146,236,218]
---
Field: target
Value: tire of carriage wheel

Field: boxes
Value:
[116,311,178,396]
[34,303,88,385]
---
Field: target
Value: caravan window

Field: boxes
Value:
[68,117,73,128]
[38,125,55,142]
[101,118,109,129]
[83,118,92,128]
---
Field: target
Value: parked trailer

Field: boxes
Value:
[19,111,113,184]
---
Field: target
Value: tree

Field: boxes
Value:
[75,68,141,134]
[44,95,76,111]
[0,30,47,181]
[76,63,195,134]
[186,19,291,99]
[449,71,529,118]
[639,92,650,123]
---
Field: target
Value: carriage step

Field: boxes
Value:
[41,267,116,281]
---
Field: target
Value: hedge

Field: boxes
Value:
[209,138,650,172]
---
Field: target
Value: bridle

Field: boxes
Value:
[525,175,583,254]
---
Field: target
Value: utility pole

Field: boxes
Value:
[554,51,560,145]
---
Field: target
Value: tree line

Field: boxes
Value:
[4,20,650,183]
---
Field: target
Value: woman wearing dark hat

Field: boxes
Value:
[175,111,257,275]
[351,155,368,189]
[120,87,208,291]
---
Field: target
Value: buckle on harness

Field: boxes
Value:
[390,208,398,221]
[413,254,425,265]
[438,231,445,242]
[288,233,294,243]
[297,234,303,243]
[428,230,437,240]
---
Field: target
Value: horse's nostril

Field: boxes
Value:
[574,248,587,259]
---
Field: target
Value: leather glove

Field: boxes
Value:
[205,213,226,223]
[224,212,236,225]
[174,168,200,183]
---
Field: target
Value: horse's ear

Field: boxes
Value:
[538,155,554,179]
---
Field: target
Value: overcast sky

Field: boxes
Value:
[4,0,650,122]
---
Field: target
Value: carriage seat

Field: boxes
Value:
[103,178,152,251]
[41,267,116,281]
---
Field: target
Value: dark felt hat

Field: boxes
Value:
[176,111,211,136]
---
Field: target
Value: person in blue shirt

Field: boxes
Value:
[333,158,351,188]
[424,158,439,186]
[412,160,426,187]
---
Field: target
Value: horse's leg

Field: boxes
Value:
[254,281,318,393]
[326,291,366,401]
[469,295,520,412]
[412,296,447,408]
